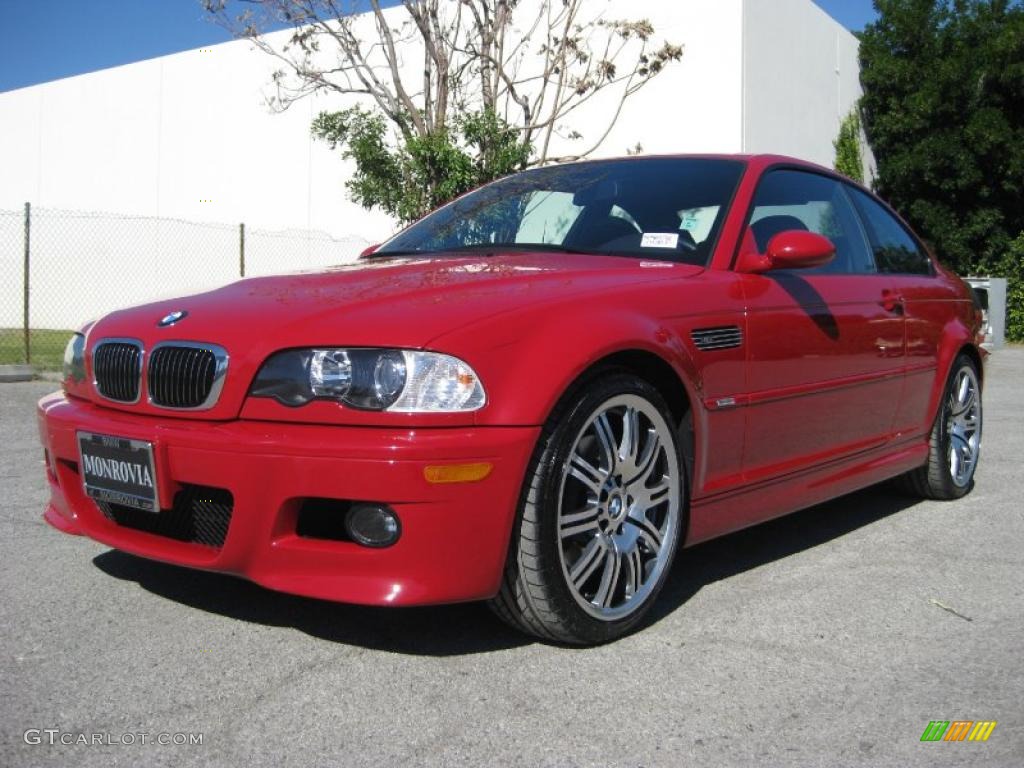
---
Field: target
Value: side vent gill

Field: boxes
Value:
[691,325,743,352]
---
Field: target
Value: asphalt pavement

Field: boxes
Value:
[2,351,1022,767]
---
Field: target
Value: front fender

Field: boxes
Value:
[431,302,703,429]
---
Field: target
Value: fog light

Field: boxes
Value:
[345,503,400,548]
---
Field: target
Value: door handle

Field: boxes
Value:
[880,290,904,314]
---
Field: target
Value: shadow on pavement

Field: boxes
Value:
[93,482,921,655]
[92,549,530,656]
[648,483,922,624]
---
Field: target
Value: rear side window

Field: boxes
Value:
[747,170,875,274]
[848,188,932,275]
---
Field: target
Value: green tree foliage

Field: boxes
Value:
[1003,234,1024,341]
[859,0,1024,338]
[833,107,864,182]
[311,107,531,223]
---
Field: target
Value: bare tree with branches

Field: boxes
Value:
[204,0,682,219]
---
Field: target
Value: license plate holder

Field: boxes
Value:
[77,431,159,512]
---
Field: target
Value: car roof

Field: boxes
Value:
[550,152,833,174]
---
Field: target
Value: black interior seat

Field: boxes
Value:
[572,216,639,249]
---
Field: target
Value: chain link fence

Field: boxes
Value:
[0,205,370,370]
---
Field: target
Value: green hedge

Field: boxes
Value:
[1001,234,1024,342]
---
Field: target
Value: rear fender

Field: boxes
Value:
[926,314,981,428]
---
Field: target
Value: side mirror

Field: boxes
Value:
[359,243,381,258]
[737,230,835,273]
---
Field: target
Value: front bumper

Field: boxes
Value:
[37,393,539,606]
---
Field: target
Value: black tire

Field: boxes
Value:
[488,371,687,645]
[899,353,982,500]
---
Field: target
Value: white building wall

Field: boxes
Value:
[0,0,746,243]
[586,0,744,158]
[741,0,874,179]
[0,0,866,235]
[0,0,866,331]
[0,39,394,243]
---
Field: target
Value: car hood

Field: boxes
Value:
[85,251,702,418]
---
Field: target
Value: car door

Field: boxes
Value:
[845,186,951,436]
[738,169,906,483]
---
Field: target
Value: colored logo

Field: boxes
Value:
[921,721,997,742]
[157,310,188,327]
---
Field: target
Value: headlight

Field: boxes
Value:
[250,348,486,412]
[62,333,86,386]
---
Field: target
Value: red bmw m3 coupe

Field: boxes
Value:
[38,155,985,644]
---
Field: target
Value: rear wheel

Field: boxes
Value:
[900,353,982,499]
[489,372,686,645]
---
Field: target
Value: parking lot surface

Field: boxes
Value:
[2,350,1022,767]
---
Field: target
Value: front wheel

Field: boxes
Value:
[489,372,686,645]
[900,353,982,499]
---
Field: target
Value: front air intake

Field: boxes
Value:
[96,484,233,548]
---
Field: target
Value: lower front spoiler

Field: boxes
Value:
[38,393,539,606]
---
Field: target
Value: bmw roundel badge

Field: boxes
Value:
[157,310,188,327]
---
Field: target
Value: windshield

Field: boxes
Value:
[376,157,746,266]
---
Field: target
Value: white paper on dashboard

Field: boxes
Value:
[640,232,679,249]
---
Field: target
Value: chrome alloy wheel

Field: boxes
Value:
[556,394,681,621]
[946,364,981,488]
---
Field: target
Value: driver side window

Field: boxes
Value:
[748,170,875,275]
